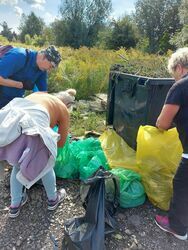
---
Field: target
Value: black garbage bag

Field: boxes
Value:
[63,167,119,250]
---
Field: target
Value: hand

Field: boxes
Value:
[15,81,23,89]
[157,127,165,133]
[0,77,23,88]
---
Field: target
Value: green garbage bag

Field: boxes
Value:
[54,136,109,180]
[110,168,146,208]
[54,136,79,179]
[76,139,109,180]
[79,151,109,180]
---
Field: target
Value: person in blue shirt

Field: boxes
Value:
[0,45,61,108]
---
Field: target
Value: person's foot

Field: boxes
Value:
[155,215,187,240]
[9,192,28,218]
[48,188,66,211]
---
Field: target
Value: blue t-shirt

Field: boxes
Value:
[0,47,47,107]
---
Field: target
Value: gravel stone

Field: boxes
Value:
[0,172,188,249]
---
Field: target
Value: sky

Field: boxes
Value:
[0,0,136,33]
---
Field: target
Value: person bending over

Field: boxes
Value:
[0,91,70,218]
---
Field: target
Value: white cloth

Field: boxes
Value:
[182,153,188,159]
[0,98,60,188]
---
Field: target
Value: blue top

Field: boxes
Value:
[0,47,47,108]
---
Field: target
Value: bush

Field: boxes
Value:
[0,35,9,43]
[48,47,171,99]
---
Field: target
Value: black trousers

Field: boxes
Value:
[169,157,188,235]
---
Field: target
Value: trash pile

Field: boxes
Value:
[55,126,182,211]
[54,125,182,249]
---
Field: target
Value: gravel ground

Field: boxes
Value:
[0,170,188,250]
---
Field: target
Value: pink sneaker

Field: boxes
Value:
[155,215,187,241]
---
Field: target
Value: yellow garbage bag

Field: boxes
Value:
[136,125,182,211]
[99,129,138,172]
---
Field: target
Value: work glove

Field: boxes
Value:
[22,80,35,90]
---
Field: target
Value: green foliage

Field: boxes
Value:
[136,37,149,53]
[170,0,188,49]
[24,34,44,46]
[96,27,112,49]
[170,25,188,48]
[19,12,45,43]
[0,21,14,41]
[32,34,45,47]
[0,35,9,43]
[47,46,171,99]
[113,48,170,77]
[24,28,53,47]
[48,46,118,99]
[179,0,188,25]
[56,0,112,48]
[159,32,174,54]
[105,15,138,50]
[25,34,32,45]
[134,0,182,53]
[70,108,106,136]
[41,27,54,46]
[50,20,67,46]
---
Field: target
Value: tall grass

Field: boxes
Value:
[49,47,171,99]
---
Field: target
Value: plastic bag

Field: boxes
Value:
[54,136,79,179]
[54,137,109,180]
[99,129,138,172]
[136,125,182,210]
[79,151,109,180]
[110,168,145,208]
[63,167,119,250]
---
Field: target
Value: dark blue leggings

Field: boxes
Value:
[169,157,188,235]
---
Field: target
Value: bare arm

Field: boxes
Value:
[57,104,70,147]
[156,104,180,130]
[0,76,23,88]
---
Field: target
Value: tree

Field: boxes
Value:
[96,26,112,48]
[134,0,182,53]
[18,12,45,42]
[84,0,112,46]
[170,0,188,48]
[56,0,112,48]
[12,31,18,42]
[0,21,13,41]
[179,0,188,25]
[170,25,188,48]
[50,19,68,46]
[41,27,54,46]
[51,17,87,48]
[105,16,139,50]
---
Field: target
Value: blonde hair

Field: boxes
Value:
[168,47,188,75]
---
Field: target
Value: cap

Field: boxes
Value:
[44,45,61,68]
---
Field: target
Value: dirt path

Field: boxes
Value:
[0,173,187,250]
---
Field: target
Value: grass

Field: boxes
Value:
[70,107,107,137]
